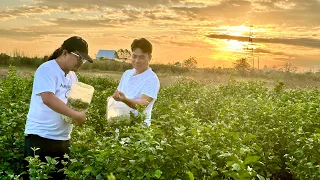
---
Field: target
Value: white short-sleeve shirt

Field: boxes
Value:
[117,68,160,126]
[24,60,78,140]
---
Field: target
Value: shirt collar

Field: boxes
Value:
[53,59,69,77]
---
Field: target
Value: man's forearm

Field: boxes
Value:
[41,93,77,118]
[122,98,148,109]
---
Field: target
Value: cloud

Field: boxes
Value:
[33,0,183,9]
[254,48,292,56]
[0,26,75,41]
[0,28,46,40]
[250,0,320,25]
[46,18,122,28]
[1,0,319,30]
[0,5,56,20]
[206,34,320,49]
[171,0,320,26]
[0,0,319,70]
[279,55,320,69]
[168,40,210,48]
[172,0,252,20]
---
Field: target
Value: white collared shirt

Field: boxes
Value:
[117,68,160,126]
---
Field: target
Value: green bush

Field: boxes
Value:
[1,67,320,179]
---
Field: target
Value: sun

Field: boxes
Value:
[222,40,248,53]
[221,25,251,36]
[207,25,257,59]
[229,32,243,36]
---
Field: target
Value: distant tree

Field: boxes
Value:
[284,62,297,73]
[174,62,181,67]
[0,53,11,65]
[116,49,131,60]
[233,57,250,71]
[114,51,119,59]
[182,56,197,68]
[43,55,49,62]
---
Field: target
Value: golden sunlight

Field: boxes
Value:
[224,40,248,53]
[224,25,251,36]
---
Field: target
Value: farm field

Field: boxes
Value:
[1,0,320,178]
[1,66,320,89]
[1,67,320,179]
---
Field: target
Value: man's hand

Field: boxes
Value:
[40,92,87,125]
[71,110,87,126]
[112,90,127,102]
[111,90,153,110]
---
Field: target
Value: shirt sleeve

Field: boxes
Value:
[33,66,56,95]
[141,77,160,99]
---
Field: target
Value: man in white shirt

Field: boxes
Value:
[23,36,93,180]
[112,38,160,126]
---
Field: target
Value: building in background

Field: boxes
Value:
[96,50,118,60]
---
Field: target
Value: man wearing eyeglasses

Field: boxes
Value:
[23,36,93,180]
[112,38,160,126]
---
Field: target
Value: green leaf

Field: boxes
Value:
[3,162,9,167]
[83,166,93,173]
[243,134,257,143]
[96,174,103,180]
[257,174,266,180]
[244,156,260,165]
[155,169,162,178]
[107,173,116,180]
[211,171,218,177]
[145,172,151,179]
[186,171,194,180]
[232,163,241,171]
[227,161,235,166]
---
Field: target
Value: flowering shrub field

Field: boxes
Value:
[1,67,320,179]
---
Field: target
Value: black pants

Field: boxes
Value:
[23,134,70,180]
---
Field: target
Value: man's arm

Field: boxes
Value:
[112,90,153,109]
[41,92,86,125]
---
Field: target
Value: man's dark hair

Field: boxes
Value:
[47,47,63,61]
[131,38,152,54]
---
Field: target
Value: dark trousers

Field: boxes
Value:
[23,134,70,180]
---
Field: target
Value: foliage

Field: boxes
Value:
[67,98,90,110]
[25,148,59,180]
[182,56,197,68]
[116,49,131,60]
[234,58,250,71]
[1,67,320,179]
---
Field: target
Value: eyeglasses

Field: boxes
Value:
[71,52,87,64]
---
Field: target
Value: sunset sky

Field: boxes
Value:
[0,0,319,71]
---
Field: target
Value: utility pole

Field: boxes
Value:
[246,25,254,69]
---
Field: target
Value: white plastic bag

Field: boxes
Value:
[106,96,132,126]
[63,82,94,124]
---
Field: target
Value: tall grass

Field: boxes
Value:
[0,52,189,74]
[1,52,320,88]
[0,53,46,68]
